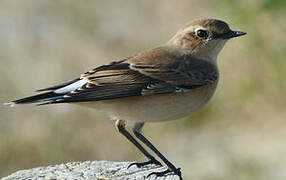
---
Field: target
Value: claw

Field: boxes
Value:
[147,168,182,180]
[128,158,162,169]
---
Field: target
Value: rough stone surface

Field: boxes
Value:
[1,161,180,180]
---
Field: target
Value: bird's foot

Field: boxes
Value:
[147,168,182,180]
[128,157,162,169]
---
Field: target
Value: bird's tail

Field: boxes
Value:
[4,91,65,107]
[4,78,88,106]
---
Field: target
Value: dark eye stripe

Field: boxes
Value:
[212,33,223,39]
[212,30,231,39]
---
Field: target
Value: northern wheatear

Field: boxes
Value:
[6,19,246,179]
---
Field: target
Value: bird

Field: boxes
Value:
[5,18,246,179]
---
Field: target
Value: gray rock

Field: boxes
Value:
[1,161,180,180]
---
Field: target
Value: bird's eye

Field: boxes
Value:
[196,29,208,39]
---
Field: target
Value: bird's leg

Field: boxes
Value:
[133,126,182,180]
[115,120,162,168]
[126,122,162,168]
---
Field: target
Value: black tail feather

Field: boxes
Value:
[11,91,63,105]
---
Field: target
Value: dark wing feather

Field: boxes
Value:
[50,61,175,104]
[36,78,80,92]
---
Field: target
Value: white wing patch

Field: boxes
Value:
[54,79,88,94]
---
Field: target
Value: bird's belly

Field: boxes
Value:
[78,82,218,122]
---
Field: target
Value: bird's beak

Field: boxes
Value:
[221,30,247,39]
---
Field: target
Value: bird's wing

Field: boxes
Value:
[50,59,174,103]
[9,47,218,105]
[50,47,218,103]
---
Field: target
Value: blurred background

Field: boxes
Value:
[1,0,286,179]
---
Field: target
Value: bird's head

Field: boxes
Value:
[168,18,246,61]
